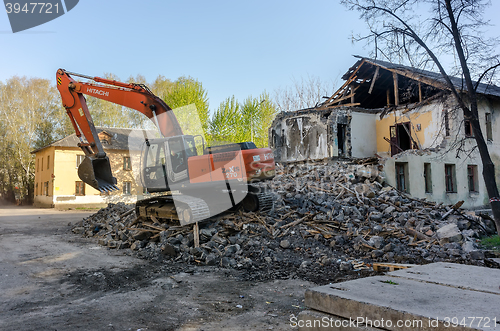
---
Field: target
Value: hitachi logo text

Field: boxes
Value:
[86,88,109,97]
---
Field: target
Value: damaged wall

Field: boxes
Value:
[270,108,376,163]
[375,101,444,155]
[381,95,500,209]
[270,111,330,163]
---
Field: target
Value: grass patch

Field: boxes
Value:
[480,235,500,251]
[380,280,399,285]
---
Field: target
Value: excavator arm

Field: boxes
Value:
[56,69,183,192]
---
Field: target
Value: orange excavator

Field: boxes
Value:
[56,69,275,225]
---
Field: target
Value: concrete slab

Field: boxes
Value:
[297,310,381,331]
[304,263,500,331]
[387,262,500,294]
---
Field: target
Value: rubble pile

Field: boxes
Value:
[72,160,498,282]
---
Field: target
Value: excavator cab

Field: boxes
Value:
[141,135,200,192]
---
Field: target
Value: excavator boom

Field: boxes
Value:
[56,69,183,192]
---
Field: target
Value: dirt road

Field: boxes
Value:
[0,207,314,330]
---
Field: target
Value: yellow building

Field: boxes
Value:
[32,127,148,209]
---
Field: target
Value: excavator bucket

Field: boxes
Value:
[78,156,118,192]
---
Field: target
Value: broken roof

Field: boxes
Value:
[320,56,500,110]
[350,56,500,98]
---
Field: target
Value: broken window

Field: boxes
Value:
[444,110,450,137]
[395,162,408,193]
[75,181,85,196]
[389,122,413,156]
[486,113,492,141]
[445,164,456,193]
[464,120,473,137]
[467,165,478,193]
[337,124,347,156]
[271,129,284,148]
[424,163,432,193]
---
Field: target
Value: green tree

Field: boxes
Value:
[209,96,244,144]
[209,93,278,148]
[162,76,210,134]
[241,92,278,148]
[151,75,174,100]
[125,74,155,129]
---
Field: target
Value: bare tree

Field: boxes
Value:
[0,76,63,203]
[274,75,336,112]
[343,0,500,232]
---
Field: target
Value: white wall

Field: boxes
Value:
[351,112,377,158]
[383,151,488,208]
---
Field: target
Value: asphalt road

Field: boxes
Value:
[0,206,313,330]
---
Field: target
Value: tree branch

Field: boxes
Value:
[474,62,500,90]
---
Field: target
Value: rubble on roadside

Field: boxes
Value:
[71,160,499,283]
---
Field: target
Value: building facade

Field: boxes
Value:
[32,128,149,209]
[270,57,500,209]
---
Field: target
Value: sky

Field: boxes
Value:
[1,1,499,112]
[0,1,369,110]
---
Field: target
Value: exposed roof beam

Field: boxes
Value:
[368,66,379,94]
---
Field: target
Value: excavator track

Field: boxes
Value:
[172,195,211,225]
[241,189,274,212]
[135,194,211,226]
[257,192,274,211]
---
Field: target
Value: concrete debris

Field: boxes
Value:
[436,223,463,243]
[72,161,496,283]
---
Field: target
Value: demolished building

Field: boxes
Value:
[270,56,500,209]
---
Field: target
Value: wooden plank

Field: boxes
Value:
[193,222,200,248]
[324,75,358,104]
[327,102,361,109]
[393,72,399,106]
[326,92,355,105]
[126,227,161,233]
[404,227,430,241]
[418,82,422,102]
[281,213,313,229]
[323,59,366,104]
[143,223,164,232]
[368,66,379,94]
[383,137,404,153]
[363,58,450,91]
[372,262,414,272]
[119,208,135,219]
